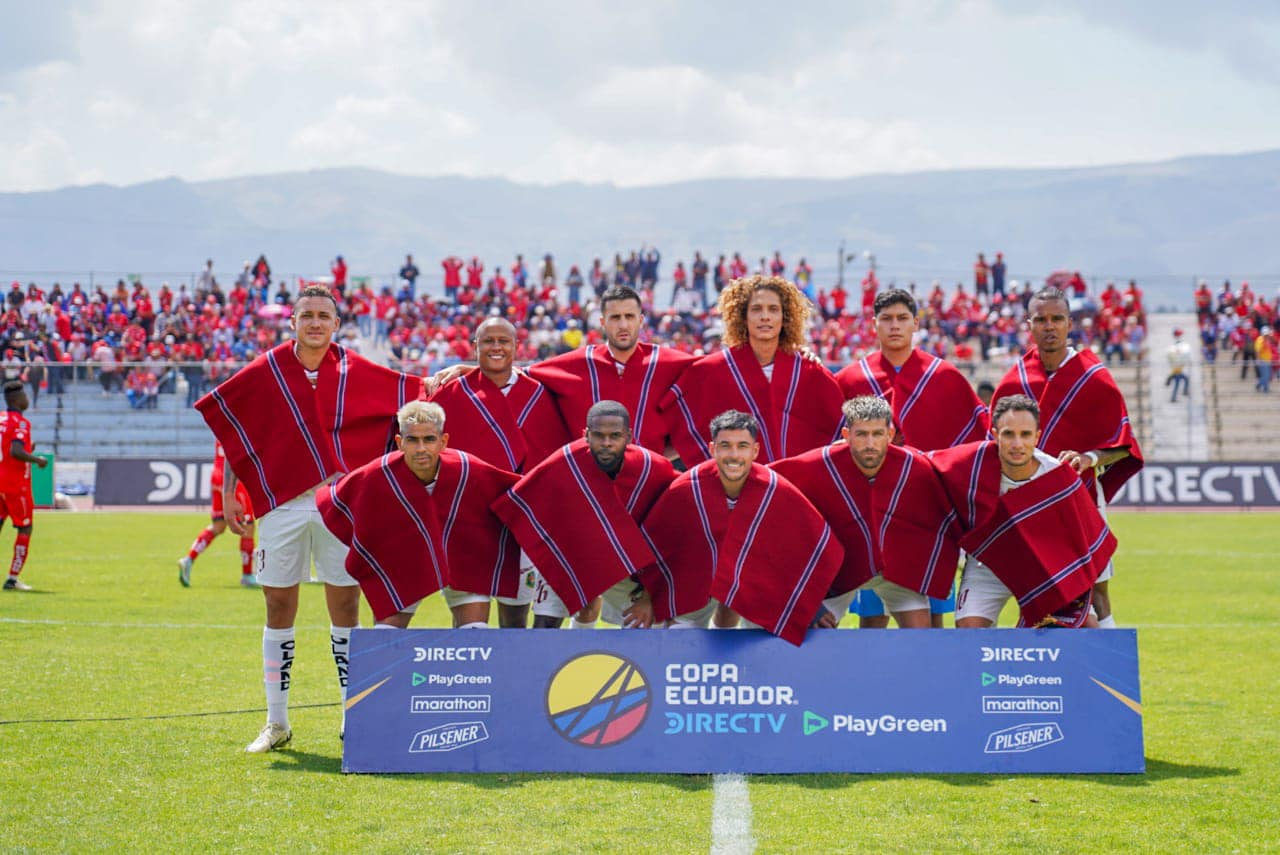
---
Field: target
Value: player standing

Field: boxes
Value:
[177,441,259,588]
[0,381,48,591]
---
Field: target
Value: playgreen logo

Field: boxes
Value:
[803,711,829,735]
[981,672,996,686]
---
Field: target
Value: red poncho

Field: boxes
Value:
[491,440,676,614]
[196,343,421,513]
[660,345,845,465]
[930,442,1115,626]
[317,450,519,622]
[834,349,990,450]
[526,342,695,454]
[770,443,961,600]
[992,347,1143,501]
[639,462,844,646]
[425,367,569,473]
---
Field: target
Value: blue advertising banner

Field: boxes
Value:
[343,628,1143,774]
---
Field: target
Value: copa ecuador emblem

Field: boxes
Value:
[545,652,652,747]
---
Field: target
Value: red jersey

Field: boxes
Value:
[0,410,34,492]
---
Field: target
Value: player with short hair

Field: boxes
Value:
[317,400,520,629]
[177,441,258,588]
[492,400,677,630]
[197,285,421,753]
[771,396,961,629]
[662,275,845,466]
[0,381,48,591]
[639,410,844,645]
[931,395,1114,628]
[991,287,1143,626]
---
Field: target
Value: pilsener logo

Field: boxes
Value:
[545,652,651,748]
[984,722,1064,753]
[982,696,1063,715]
[408,721,489,753]
[410,694,491,714]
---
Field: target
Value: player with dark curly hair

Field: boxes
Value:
[661,276,844,465]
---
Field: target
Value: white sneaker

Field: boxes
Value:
[239,574,261,588]
[245,722,292,753]
[3,577,32,591]
[177,557,192,587]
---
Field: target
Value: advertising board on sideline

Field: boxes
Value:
[343,628,1144,774]
[94,458,213,506]
[1110,461,1280,508]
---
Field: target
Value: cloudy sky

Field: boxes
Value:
[2,0,1278,192]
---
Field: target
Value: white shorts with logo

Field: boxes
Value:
[599,579,642,627]
[531,569,571,619]
[256,491,355,587]
[497,560,537,608]
[862,575,929,614]
[955,557,1012,624]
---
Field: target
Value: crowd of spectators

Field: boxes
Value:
[1,247,1160,410]
[1193,280,1279,393]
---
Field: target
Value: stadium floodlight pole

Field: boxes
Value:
[836,241,861,287]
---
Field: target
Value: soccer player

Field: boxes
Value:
[661,275,845,466]
[196,285,421,753]
[931,395,1113,628]
[0,381,48,591]
[639,410,844,645]
[770,396,961,630]
[991,287,1143,627]
[834,288,988,628]
[492,401,676,630]
[424,316,569,627]
[317,401,519,629]
[177,441,258,588]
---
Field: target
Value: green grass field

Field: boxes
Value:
[2,511,1278,853]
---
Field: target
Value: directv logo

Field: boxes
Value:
[411,694,491,714]
[982,696,1064,715]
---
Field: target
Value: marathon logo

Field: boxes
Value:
[410,694,492,714]
[413,646,492,662]
[984,722,1064,754]
[980,646,1060,663]
[408,721,490,753]
[982,695,1064,715]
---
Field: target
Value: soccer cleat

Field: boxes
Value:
[240,574,261,588]
[178,557,193,587]
[4,577,32,591]
[245,722,292,753]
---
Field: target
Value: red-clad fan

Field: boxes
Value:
[930,395,1113,629]
[317,401,519,628]
[835,288,990,452]
[0,381,49,592]
[991,286,1143,627]
[491,401,676,630]
[638,410,844,646]
[770,396,962,630]
[177,441,258,589]
[661,275,844,466]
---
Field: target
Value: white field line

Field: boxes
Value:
[3,618,1273,632]
[711,773,755,855]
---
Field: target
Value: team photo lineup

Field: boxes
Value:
[169,273,1140,755]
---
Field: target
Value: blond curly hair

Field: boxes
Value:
[718,275,811,352]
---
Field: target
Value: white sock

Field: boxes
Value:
[263,626,295,729]
[1098,614,1117,629]
[570,617,597,630]
[459,621,489,629]
[330,625,354,731]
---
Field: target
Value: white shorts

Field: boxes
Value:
[1096,559,1114,583]
[599,579,642,627]
[530,570,569,618]
[863,575,929,614]
[670,600,716,628]
[496,565,537,608]
[441,587,489,610]
[955,558,1012,624]
[256,491,354,587]
[822,590,858,624]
